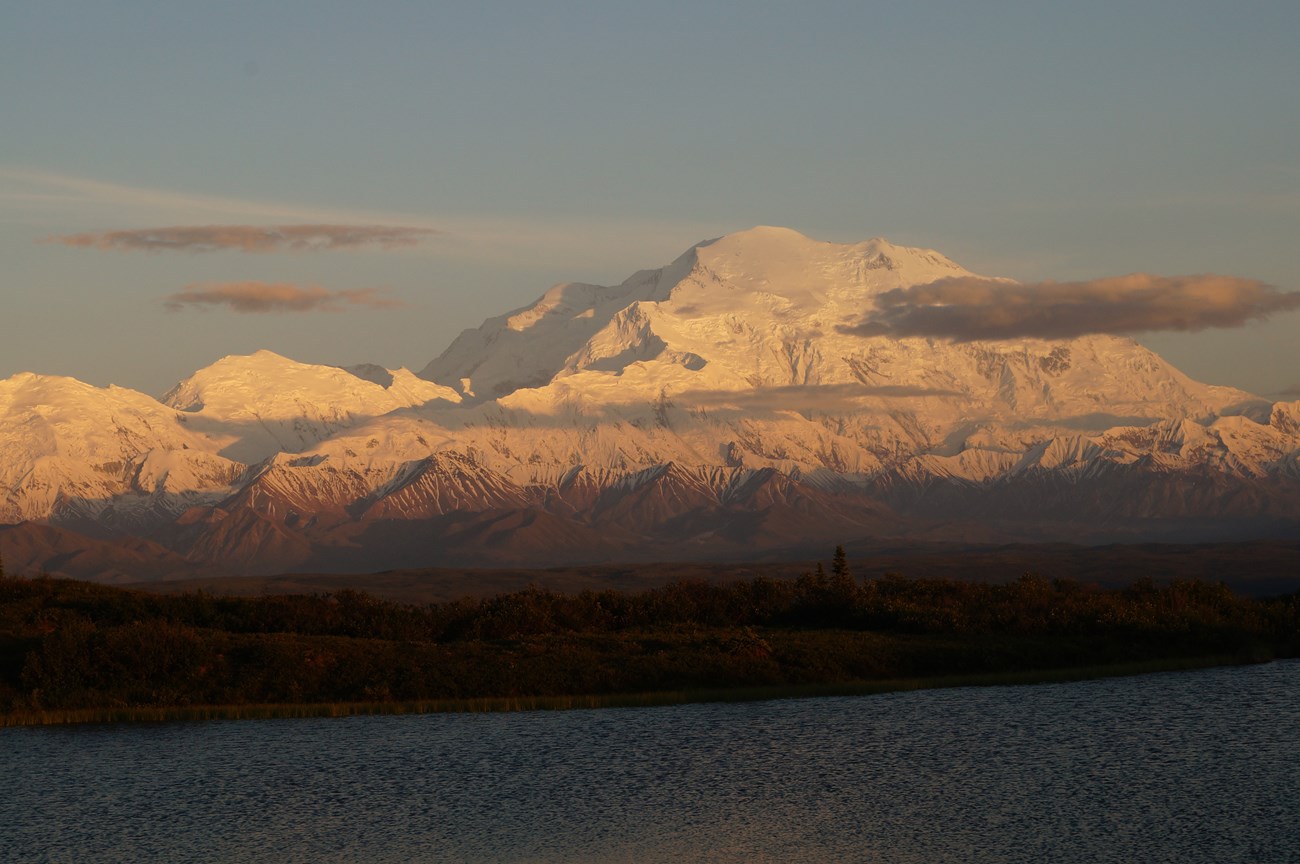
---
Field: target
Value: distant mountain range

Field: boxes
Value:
[4,226,1299,580]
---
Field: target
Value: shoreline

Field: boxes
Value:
[0,652,1269,728]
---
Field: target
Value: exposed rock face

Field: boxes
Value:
[2,227,1298,578]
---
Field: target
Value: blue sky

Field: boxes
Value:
[3,1,1298,396]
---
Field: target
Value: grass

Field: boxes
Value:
[0,651,1265,728]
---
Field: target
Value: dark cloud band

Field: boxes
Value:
[840,274,1300,341]
[46,224,438,253]
[162,282,405,313]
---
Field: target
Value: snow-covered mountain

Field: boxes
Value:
[3,227,1299,578]
[0,372,241,528]
[161,349,460,462]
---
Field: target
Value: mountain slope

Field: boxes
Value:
[0,372,241,527]
[163,350,460,462]
[2,227,1298,578]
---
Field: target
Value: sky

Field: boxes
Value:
[3,0,1299,398]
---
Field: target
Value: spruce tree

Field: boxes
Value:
[831,545,849,581]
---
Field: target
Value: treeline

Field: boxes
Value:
[1,560,1297,716]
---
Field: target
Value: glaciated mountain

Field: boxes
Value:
[0,354,461,542]
[0,372,241,527]
[423,227,1242,417]
[162,349,460,462]
[423,227,975,400]
[410,226,1265,486]
[2,227,1299,578]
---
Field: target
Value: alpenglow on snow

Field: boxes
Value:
[3,227,1298,576]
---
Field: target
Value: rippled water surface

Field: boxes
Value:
[3,661,1298,863]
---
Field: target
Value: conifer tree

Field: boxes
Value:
[831,545,849,581]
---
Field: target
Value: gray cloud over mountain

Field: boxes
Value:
[46,224,438,253]
[840,274,1300,341]
[162,282,405,313]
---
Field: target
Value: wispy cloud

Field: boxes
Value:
[677,383,963,413]
[840,274,1300,341]
[1,167,718,267]
[162,282,406,313]
[46,224,439,253]
[0,167,419,224]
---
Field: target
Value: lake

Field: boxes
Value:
[3,660,1297,863]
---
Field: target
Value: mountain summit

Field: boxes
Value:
[421,227,975,402]
[2,227,1298,578]
[422,226,1244,429]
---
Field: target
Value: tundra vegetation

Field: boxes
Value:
[1,550,1296,724]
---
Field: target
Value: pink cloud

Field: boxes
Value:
[46,224,438,253]
[162,282,406,313]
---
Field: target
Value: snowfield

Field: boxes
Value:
[3,227,1298,575]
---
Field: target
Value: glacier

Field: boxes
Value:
[3,226,1298,578]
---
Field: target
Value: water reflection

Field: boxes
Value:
[3,660,1297,863]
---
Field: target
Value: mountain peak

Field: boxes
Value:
[688,227,969,291]
[421,228,980,400]
[215,348,295,368]
[694,225,821,257]
[159,351,459,462]
[0,370,124,405]
[704,224,813,243]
